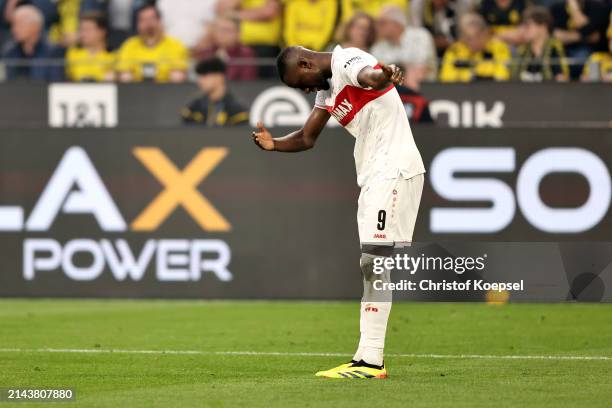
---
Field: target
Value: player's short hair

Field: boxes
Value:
[276,47,299,82]
[522,6,553,33]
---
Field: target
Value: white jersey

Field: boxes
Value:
[315,45,425,187]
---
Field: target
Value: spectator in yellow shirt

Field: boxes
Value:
[283,0,339,51]
[581,17,612,82]
[216,0,282,77]
[116,4,188,83]
[49,0,80,47]
[342,0,407,20]
[583,50,612,82]
[440,13,511,82]
[66,12,115,82]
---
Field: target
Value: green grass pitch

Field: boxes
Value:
[1,300,611,407]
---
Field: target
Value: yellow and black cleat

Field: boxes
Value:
[315,360,388,379]
[314,361,354,377]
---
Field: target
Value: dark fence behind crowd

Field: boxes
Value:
[0,127,610,300]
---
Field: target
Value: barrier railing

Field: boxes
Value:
[0,56,607,82]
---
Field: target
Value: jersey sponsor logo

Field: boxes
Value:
[373,233,387,239]
[327,84,394,126]
[343,56,363,68]
[330,99,353,121]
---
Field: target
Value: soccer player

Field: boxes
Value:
[252,45,425,379]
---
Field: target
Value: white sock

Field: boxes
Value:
[352,302,367,361]
[355,252,393,367]
[360,301,391,367]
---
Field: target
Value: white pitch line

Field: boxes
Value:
[0,348,611,361]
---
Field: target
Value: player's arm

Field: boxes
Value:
[251,107,330,152]
[356,63,403,90]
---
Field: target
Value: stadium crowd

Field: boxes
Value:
[0,0,610,83]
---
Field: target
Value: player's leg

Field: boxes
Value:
[315,175,424,378]
[315,184,391,378]
[393,174,424,248]
[355,245,393,366]
[315,246,392,379]
[316,180,394,378]
[352,178,400,368]
[349,175,424,375]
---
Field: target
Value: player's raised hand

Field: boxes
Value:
[251,121,275,151]
[380,63,403,86]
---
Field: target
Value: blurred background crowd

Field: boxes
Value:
[0,0,610,85]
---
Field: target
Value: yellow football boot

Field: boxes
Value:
[314,361,355,377]
[316,361,388,379]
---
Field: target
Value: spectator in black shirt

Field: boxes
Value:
[551,0,609,78]
[2,5,64,80]
[513,6,570,81]
[411,0,460,56]
[479,0,531,45]
[182,57,249,127]
[396,65,434,124]
[479,0,526,34]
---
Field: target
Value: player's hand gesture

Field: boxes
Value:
[380,63,403,86]
[252,121,275,151]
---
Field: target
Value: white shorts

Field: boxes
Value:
[357,174,424,246]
